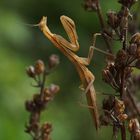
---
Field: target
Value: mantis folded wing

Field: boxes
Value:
[39,15,100,130]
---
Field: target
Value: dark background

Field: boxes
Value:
[0,0,138,140]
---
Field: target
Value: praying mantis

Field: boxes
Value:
[38,15,100,130]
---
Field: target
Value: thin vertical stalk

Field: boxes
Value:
[119,6,129,140]
[120,68,125,98]
[120,67,126,140]
[120,123,126,140]
[96,0,113,53]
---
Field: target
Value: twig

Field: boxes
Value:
[96,0,113,53]
[120,123,126,140]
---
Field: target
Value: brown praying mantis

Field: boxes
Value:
[38,15,100,130]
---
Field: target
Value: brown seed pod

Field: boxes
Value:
[116,49,127,63]
[49,54,60,68]
[114,98,125,114]
[117,114,128,122]
[130,33,140,45]
[102,69,114,84]
[43,85,59,101]
[135,130,140,140]
[128,43,137,55]
[26,66,36,78]
[41,122,52,134]
[48,84,60,94]
[83,0,98,11]
[118,0,137,7]
[34,60,45,75]
[107,11,120,29]
[128,118,140,132]
[102,96,115,111]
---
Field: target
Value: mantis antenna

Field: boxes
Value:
[21,23,40,27]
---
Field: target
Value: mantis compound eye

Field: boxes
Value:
[39,16,47,31]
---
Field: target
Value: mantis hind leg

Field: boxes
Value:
[85,79,94,94]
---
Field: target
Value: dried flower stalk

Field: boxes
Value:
[25,57,60,140]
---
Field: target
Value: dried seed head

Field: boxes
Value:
[115,49,127,66]
[103,96,115,111]
[102,64,120,90]
[33,94,46,110]
[108,64,117,76]
[102,69,114,84]
[83,0,98,11]
[41,122,52,134]
[128,118,140,140]
[48,84,60,94]
[25,100,36,112]
[116,49,127,61]
[124,67,133,79]
[128,43,137,55]
[44,84,59,101]
[118,0,137,7]
[130,33,140,45]
[44,88,51,96]
[117,114,128,122]
[128,119,135,132]
[128,118,140,132]
[49,54,60,68]
[34,60,45,75]
[135,130,140,140]
[107,11,120,29]
[114,98,125,114]
[26,66,36,78]
[43,88,52,101]
[41,122,52,140]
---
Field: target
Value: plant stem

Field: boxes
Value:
[40,71,47,100]
[119,6,129,140]
[122,20,128,50]
[96,0,113,53]
[120,67,126,140]
[120,123,126,140]
[120,68,125,98]
[96,2,105,29]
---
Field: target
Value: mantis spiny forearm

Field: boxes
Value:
[38,15,100,130]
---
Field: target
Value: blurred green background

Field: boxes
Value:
[0,0,135,140]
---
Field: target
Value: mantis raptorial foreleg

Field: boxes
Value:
[60,16,79,50]
[58,15,79,52]
[53,34,79,51]
[53,18,95,93]
[54,23,104,93]
[58,16,100,66]
[54,33,94,66]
